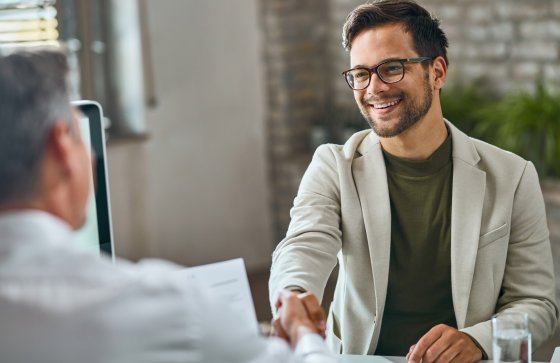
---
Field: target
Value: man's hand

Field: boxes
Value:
[295,292,327,336]
[271,290,326,347]
[406,324,483,363]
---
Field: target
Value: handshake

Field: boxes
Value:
[270,290,327,347]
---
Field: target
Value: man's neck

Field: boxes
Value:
[0,200,43,213]
[0,198,73,228]
[379,116,448,160]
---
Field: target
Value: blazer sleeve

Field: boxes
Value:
[461,161,559,357]
[269,144,342,309]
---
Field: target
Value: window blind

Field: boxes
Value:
[0,0,59,48]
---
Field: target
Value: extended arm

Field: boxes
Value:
[269,145,343,308]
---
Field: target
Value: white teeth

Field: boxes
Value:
[373,99,400,109]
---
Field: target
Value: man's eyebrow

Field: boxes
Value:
[351,57,402,69]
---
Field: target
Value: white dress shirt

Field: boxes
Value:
[0,210,338,363]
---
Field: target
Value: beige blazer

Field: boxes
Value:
[270,121,558,357]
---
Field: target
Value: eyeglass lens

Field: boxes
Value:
[346,61,404,90]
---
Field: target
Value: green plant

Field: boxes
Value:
[475,84,560,178]
[441,80,498,137]
[442,82,560,178]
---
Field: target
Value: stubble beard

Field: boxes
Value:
[359,74,433,138]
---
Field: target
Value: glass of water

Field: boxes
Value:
[492,312,531,363]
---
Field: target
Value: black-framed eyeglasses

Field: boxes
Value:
[342,57,433,90]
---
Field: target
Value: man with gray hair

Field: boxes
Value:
[0,48,336,363]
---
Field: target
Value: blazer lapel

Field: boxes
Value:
[352,133,391,352]
[448,122,486,328]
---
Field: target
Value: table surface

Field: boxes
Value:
[339,356,546,363]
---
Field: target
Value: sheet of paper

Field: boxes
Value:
[181,258,259,335]
[551,347,560,363]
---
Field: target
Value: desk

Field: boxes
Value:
[340,356,545,363]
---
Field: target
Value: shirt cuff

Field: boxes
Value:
[285,285,306,293]
[294,333,329,357]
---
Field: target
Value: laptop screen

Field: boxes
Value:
[73,101,114,257]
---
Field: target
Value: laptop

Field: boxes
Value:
[72,100,115,258]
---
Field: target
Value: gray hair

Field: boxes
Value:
[0,48,73,205]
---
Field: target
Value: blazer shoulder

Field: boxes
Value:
[470,137,528,169]
[469,136,535,189]
[447,120,527,170]
[316,129,375,162]
[447,120,531,185]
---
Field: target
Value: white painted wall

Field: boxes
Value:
[107,0,273,271]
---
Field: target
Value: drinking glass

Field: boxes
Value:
[492,312,531,363]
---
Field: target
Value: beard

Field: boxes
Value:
[359,73,433,138]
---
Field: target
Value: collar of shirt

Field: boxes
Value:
[0,210,73,251]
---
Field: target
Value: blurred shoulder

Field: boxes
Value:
[313,129,377,163]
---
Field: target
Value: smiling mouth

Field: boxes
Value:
[371,98,402,109]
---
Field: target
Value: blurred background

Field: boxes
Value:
[1,0,559,357]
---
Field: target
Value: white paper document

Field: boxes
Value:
[180,258,259,335]
[551,347,560,363]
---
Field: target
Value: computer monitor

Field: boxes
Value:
[72,100,114,258]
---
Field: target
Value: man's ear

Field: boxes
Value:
[46,121,75,177]
[432,56,447,91]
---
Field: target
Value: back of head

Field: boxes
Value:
[0,48,72,205]
[342,0,449,67]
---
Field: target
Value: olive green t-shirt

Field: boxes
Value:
[375,134,457,356]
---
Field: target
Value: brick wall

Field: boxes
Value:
[331,0,560,110]
[259,0,560,242]
[259,0,332,240]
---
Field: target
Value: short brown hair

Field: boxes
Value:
[342,0,449,67]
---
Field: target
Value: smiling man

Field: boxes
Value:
[269,1,558,362]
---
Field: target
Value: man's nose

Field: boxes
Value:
[366,73,390,95]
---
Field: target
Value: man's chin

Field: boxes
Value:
[360,108,399,137]
[368,119,403,138]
